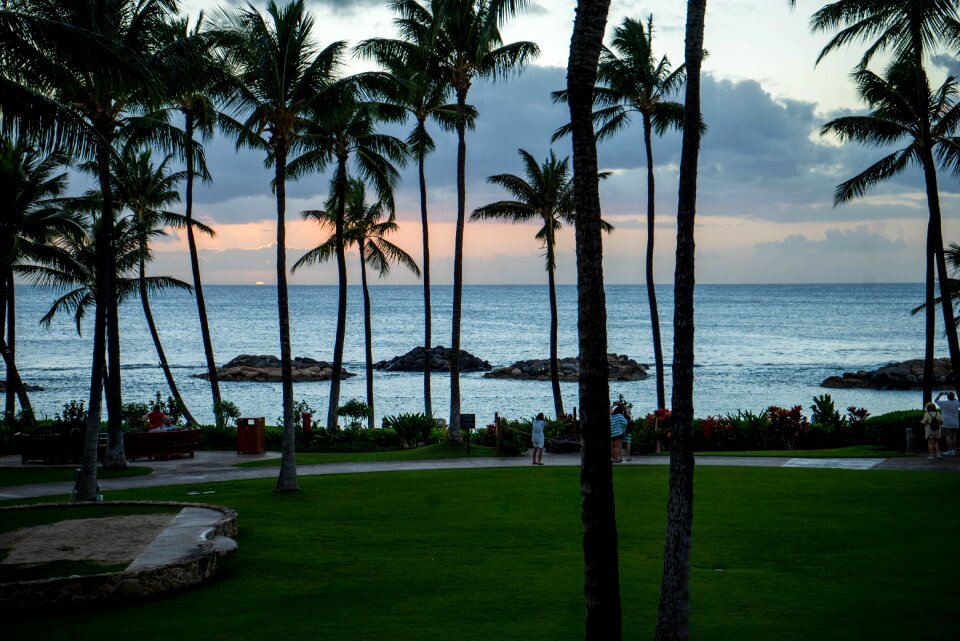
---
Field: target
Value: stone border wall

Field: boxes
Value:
[0,501,238,609]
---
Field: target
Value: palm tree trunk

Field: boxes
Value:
[359,238,375,429]
[184,110,222,425]
[274,143,299,492]
[5,270,16,420]
[327,160,350,433]
[138,252,198,426]
[0,271,7,421]
[418,132,433,421]
[643,113,666,409]
[0,336,35,430]
[449,87,469,441]
[546,230,564,418]
[96,137,125,469]
[655,3,706,640]
[569,2,620,639]
[924,223,935,404]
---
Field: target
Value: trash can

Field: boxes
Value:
[237,417,266,454]
[302,412,313,437]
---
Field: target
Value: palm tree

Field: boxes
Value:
[823,61,960,396]
[0,139,78,426]
[356,14,475,422]
[215,0,345,491]
[157,13,229,426]
[287,82,407,432]
[566,1,619,639]
[554,16,686,410]
[655,1,707,639]
[795,0,960,404]
[107,144,215,427]
[394,0,538,438]
[293,178,420,429]
[471,148,612,419]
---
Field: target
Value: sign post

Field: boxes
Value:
[461,413,475,454]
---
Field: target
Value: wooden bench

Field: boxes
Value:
[16,434,88,464]
[123,429,201,461]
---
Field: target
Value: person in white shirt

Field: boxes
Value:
[531,413,546,465]
[935,391,959,456]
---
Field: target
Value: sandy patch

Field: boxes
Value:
[0,514,176,565]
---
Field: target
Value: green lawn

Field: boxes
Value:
[0,465,152,487]
[3,466,957,641]
[234,440,497,467]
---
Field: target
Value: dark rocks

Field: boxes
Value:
[485,353,649,381]
[0,381,44,392]
[374,346,492,372]
[822,358,952,390]
[196,354,354,382]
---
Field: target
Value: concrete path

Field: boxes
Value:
[1,449,958,502]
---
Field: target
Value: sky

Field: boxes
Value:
[138,0,960,285]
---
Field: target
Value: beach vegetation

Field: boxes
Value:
[382,412,436,447]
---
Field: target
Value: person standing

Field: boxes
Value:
[610,404,628,463]
[531,412,546,465]
[922,402,943,461]
[935,391,959,456]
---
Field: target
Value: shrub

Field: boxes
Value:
[214,399,242,429]
[863,409,924,451]
[767,405,810,450]
[699,415,739,451]
[276,399,318,433]
[382,413,436,448]
[121,401,150,430]
[472,417,529,456]
[725,409,770,450]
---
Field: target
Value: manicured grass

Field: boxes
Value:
[4,465,957,641]
[234,440,497,468]
[690,445,903,458]
[0,466,152,487]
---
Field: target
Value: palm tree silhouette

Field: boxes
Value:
[0,140,78,427]
[216,0,345,491]
[394,0,538,438]
[471,148,612,419]
[294,178,420,429]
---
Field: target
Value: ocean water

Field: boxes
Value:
[4,283,936,425]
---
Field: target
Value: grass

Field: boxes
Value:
[0,466,152,487]
[0,559,129,583]
[234,440,497,468]
[3,465,957,641]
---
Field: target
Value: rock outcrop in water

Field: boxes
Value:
[197,354,354,382]
[484,353,649,381]
[0,381,43,392]
[822,358,952,390]
[374,346,492,372]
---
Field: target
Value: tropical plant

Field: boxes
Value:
[383,412,436,448]
[566,1,620,639]
[822,60,960,401]
[554,15,686,410]
[656,0,708,638]
[811,393,847,431]
[215,0,346,491]
[156,12,229,426]
[213,399,241,429]
[392,0,538,438]
[356,13,476,422]
[0,139,77,428]
[338,399,373,430]
[293,178,418,430]
[471,148,612,419]
[288,82,407,432]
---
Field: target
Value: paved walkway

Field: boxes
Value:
[1,449,958,501]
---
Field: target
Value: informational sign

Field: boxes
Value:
[460,414,475,431]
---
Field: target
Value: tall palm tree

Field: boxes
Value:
[216,0,345,491]
[394,0,538,438]
[823,61,960,395]
[107,144,215,427]
[293,178,420,429]
[796,0,960,403]
[357,15,475,422]
[288,82,407,432]
[471,148,612,419]
[157,13,228,426]
[566,1,619,639]
[0,139,78,426]
[554,16,686,410]
[655,2,707,639]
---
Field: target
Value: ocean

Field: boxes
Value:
[4,283,936,425]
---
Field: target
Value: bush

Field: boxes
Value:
[214,399,242,428]
[863,409,923,451]
[382,413,436,448]
[472,417,529,456]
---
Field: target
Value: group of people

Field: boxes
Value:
[528,399,636,466]
[922,391,960,460]
[143,405,177,432]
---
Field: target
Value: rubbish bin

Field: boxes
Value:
[302,412,313,437]
[237,417,266,454]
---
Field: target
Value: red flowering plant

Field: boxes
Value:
[700,415,738,451]
[644,408,672,440]
[766,405,810,450]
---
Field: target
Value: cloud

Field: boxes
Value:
[753,225,907,254]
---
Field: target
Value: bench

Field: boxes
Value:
[123,429,201,461]
[16,434,89,464]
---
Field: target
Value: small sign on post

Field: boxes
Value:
[461,414,475,454]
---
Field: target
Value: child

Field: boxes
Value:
[531,412,546,465]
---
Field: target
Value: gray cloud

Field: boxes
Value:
[753,225,908,254]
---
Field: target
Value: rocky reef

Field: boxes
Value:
[374,346,492,372]
[196,355,354,382]
[484,353,649,381]
[822,358,952,390]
